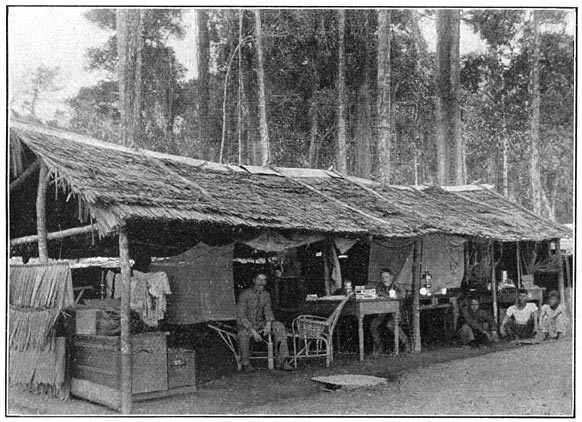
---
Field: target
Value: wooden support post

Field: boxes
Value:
[323,239,331,296]
[516,241,521,289]
[411,238,422,353]
[491,241,498,326]
[36,162,50,263]
[555,239,566,312]
[118,226,132,414]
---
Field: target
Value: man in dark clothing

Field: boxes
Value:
[237,273,293,372]
[457,296,499,348]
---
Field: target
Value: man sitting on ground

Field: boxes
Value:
[457,295,499,348]
[538,290,568,341]
[366,268,411,355]
[500,289,539,340]
[237,273,293,372]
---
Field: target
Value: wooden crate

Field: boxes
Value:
[167,348,196,389]
[75,309,100,335]
[71,332,168,394]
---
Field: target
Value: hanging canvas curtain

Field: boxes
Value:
[150,243,236,324]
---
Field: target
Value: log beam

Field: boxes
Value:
[10,224,97,247]
[10,158,40,191]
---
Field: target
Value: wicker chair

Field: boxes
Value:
[292,292,353,368]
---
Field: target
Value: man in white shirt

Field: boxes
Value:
[500,289,539,340]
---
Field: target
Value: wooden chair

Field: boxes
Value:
[207,321,274,371]
[292,292,353,368]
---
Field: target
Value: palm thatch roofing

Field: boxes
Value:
[9,119,569,243]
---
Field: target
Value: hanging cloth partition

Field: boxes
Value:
[150,243,235,324]
[369,235,466,292]
[420,235,466,291]
[368,238,416,288]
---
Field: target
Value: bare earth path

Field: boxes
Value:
[7,337,572,416]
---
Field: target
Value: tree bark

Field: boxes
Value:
[254,10,270,166]
[435,9,462,185]
[377,10,391,184]
[117,9,144,147]
[36,162,50,263]
[354,13,372,179]
[118,226,132,414]
[197,9,211,160]
[237,9,244,165]
[336,9,348,174]
[530,10,542,215]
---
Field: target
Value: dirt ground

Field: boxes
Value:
[7,334,573,416]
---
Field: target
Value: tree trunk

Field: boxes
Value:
[435,9,461,185]
[254,10,270,166]
[355,82,372,178]
[336,9,348,174]
[354,13,372,179]
[530,10,543,215]
[502,115,509,197]
[117,9,144,147]
[36,162,49,263]
[308,103,319,168]
[377,10,392,184]
[197,9,211,160]
[237,9,244,165]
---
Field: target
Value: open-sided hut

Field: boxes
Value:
[9,119,570,413]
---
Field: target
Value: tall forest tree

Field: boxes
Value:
[377,10,392,184]
[68,9,185,152]
[117,9,144,147]
[254,10,270,165]
[435,9,463,185]
[529,10,542,215]
[336,9,348,174]
[197,10,211,160]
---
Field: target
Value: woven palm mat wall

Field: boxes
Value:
[9,264,74,399]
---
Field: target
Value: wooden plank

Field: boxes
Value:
[133,385,197,403]
[71,378,120,411]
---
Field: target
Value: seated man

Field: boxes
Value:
[237,273,293,372]
[538,290,568,340]
[366,268,411,355]
[500,289,539,340]
[457,295,499,348]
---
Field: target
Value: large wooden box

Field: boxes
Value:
[71,332,168,394]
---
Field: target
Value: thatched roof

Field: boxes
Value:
[10,120,569,242]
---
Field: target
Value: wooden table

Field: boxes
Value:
[297,297,401,361]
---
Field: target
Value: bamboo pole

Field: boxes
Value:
[491,241,498,325]
[11,224,97,246]
[36,162,50,264]
[118,226,132,414]
[411,238,422,352]
[555,239,566,311]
